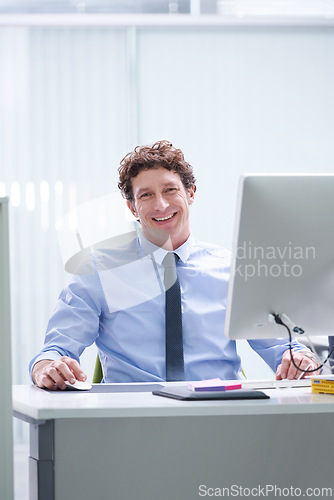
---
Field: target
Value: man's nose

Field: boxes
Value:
[154,193,169,211]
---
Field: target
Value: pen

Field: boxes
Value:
[276,363,313,389]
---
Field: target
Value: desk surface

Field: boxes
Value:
[12,382,334,421]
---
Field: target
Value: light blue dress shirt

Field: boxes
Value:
[30,234,306,382]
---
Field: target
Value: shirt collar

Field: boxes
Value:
[138,231,194,266]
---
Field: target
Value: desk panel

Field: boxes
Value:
[54,413,334,500]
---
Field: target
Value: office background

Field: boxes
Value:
[1,1,334,444]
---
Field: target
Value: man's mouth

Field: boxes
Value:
[152,213,176,222]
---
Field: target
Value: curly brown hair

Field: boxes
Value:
[118,140,196,203]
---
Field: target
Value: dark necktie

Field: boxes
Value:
[163,252,185,381]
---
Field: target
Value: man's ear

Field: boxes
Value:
[187,185,195,205]
[127,200,138,218]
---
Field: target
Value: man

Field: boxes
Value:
[30,140,319,389]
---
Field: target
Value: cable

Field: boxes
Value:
[272,313,326,375]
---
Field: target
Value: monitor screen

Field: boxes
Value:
[225,174,334,340]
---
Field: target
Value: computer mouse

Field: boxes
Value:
[64,380,92,391]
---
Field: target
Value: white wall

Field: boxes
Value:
[1,18,334,413]
[137,26,334,247]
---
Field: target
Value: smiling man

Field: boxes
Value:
[30,140,319,389]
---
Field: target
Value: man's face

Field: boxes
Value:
[127,167,195,250]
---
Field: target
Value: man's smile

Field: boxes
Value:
[152,212,177,222]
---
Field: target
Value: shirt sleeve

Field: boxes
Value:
[29,263,105,377]
[247,337,310,372]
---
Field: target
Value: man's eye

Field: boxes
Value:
[140,192,151,198]
[166,188,177,193]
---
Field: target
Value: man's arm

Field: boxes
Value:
[32,356,87,390]
[248,338,321,379]
[30,259,103,389]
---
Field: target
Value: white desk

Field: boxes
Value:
[13,383,334,500]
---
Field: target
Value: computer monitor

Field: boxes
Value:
[225,174,334,340]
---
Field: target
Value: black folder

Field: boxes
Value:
[152,386,269,401]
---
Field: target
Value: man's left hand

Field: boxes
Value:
[276,350,321,380]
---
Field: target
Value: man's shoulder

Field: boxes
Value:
[93,234,141,269]
[65,233,140,274]
[191,238,231,261]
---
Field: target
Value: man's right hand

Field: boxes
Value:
[32,356,87,390]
